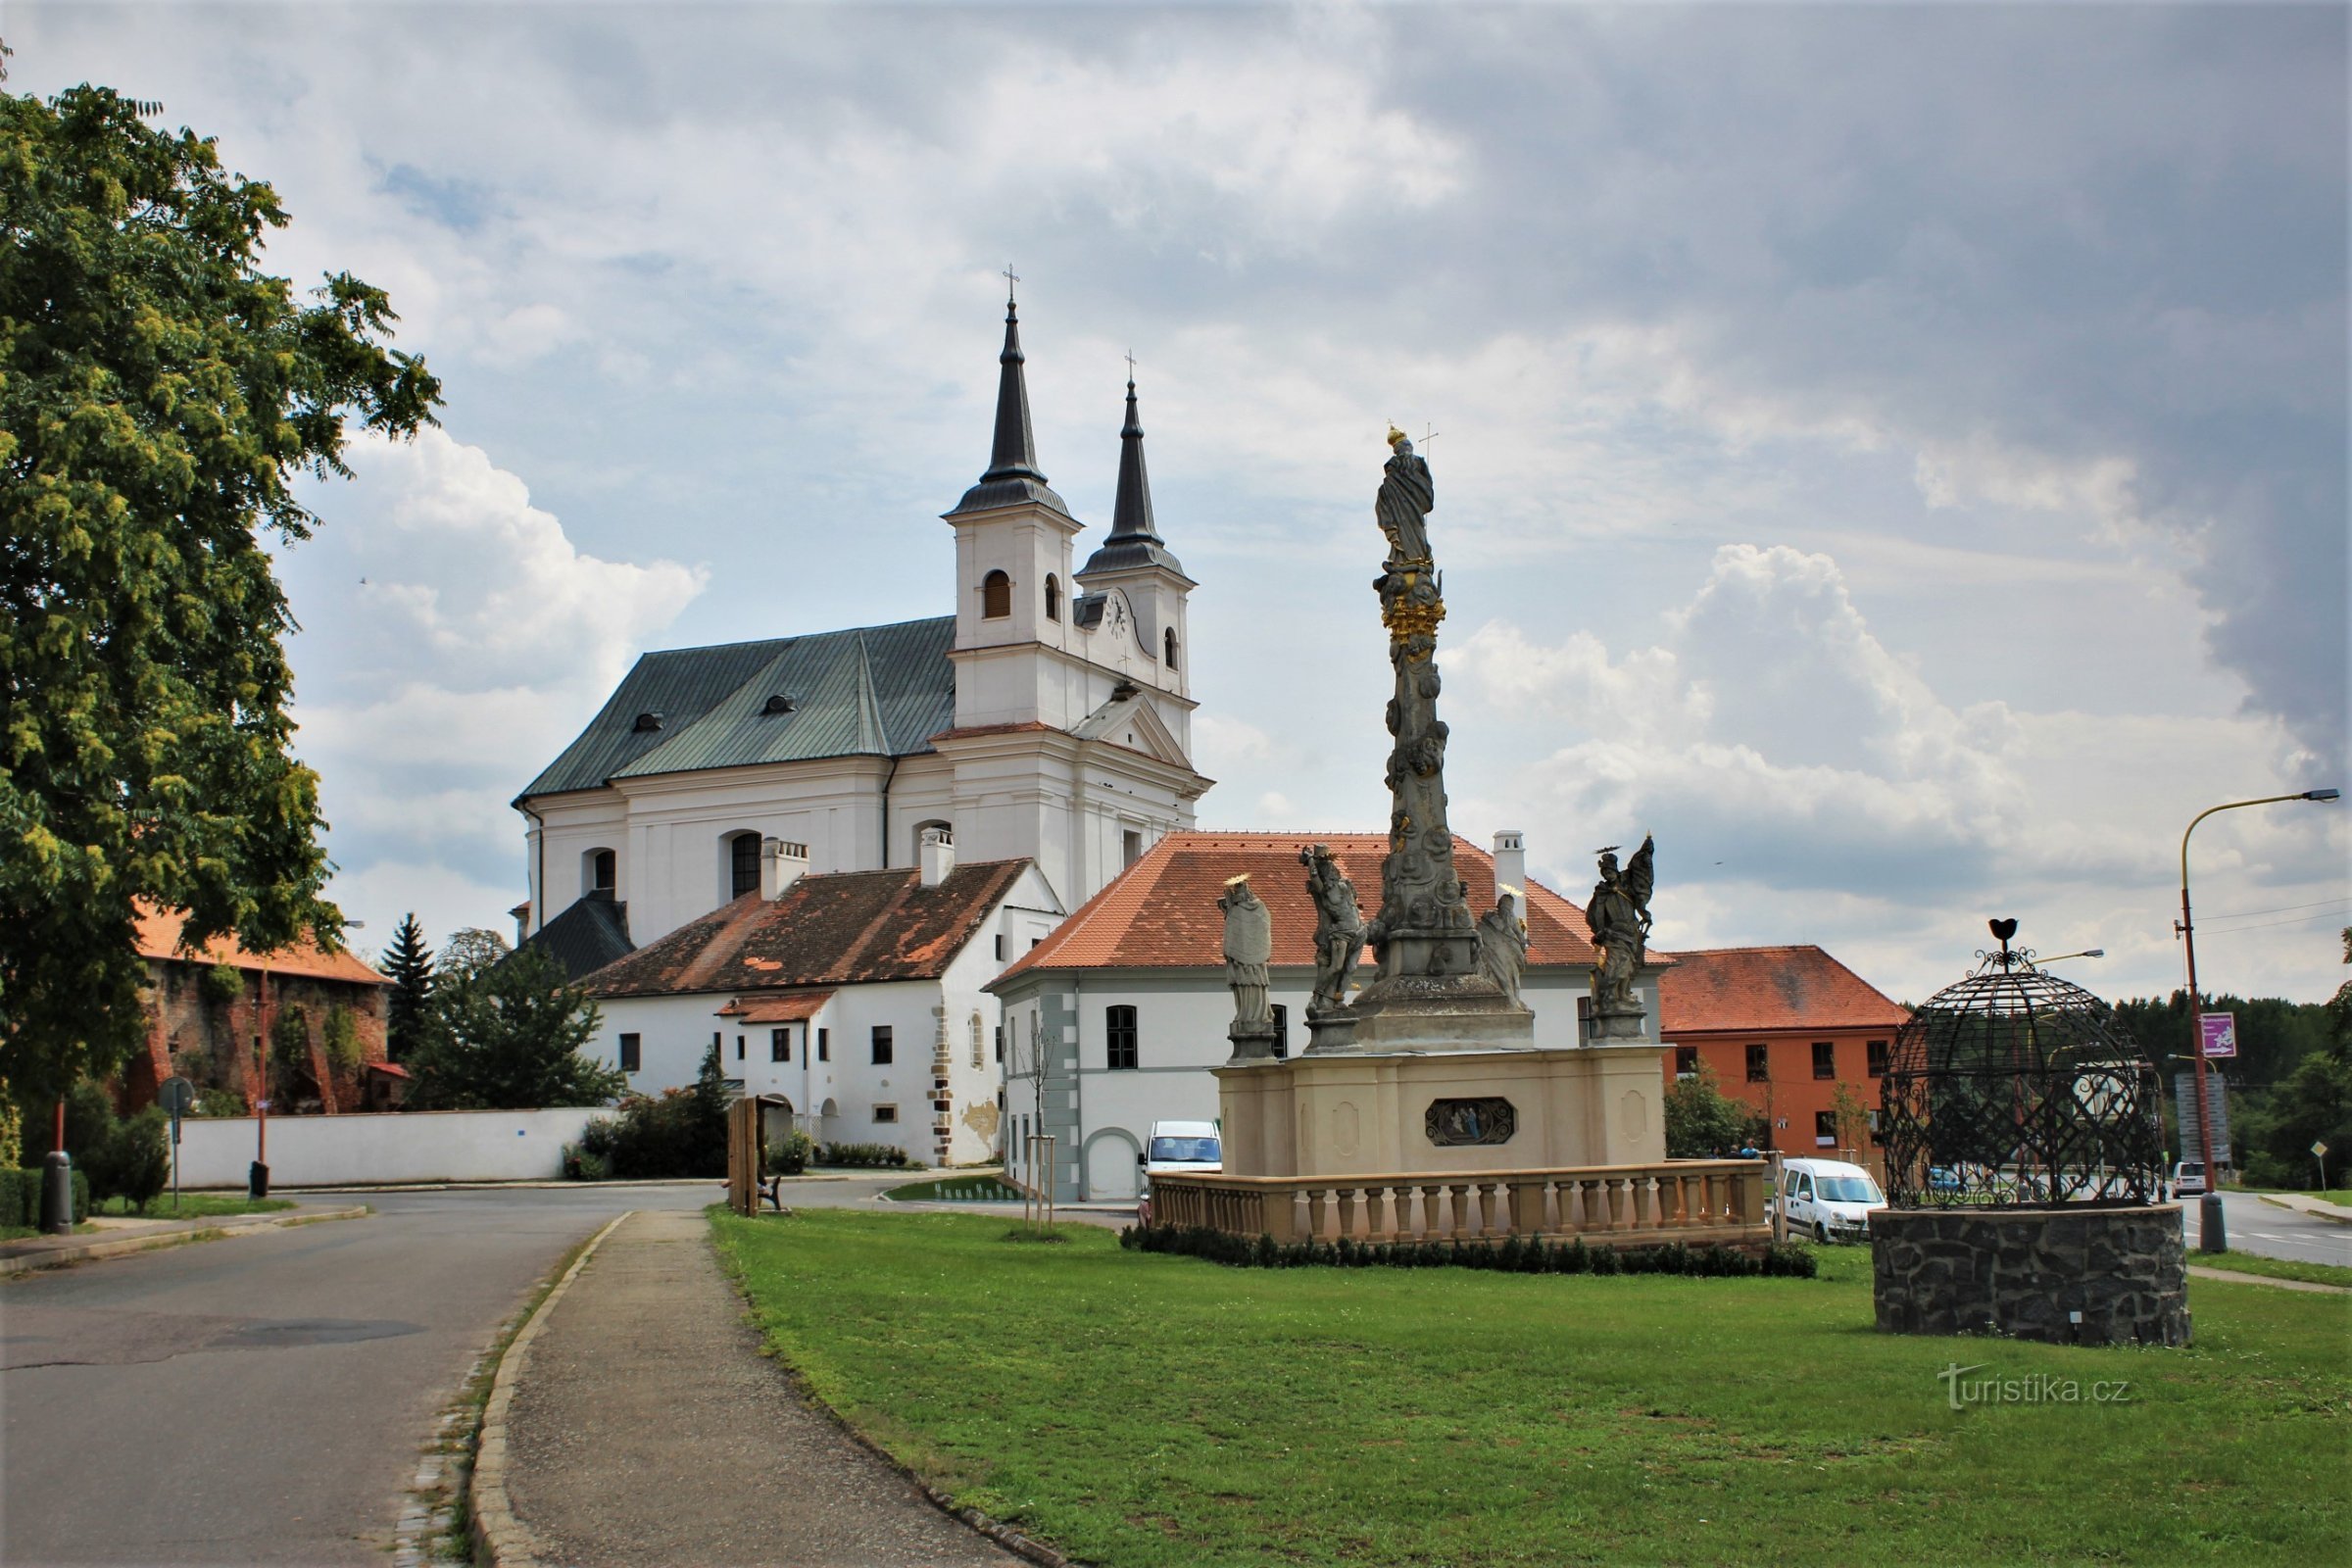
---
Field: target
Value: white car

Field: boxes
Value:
[1779,1158,1885,1244]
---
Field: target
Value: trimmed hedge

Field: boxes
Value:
[1,1165,92,1227]
[818,1142,913,1169]
[1119,1223,1818,1279]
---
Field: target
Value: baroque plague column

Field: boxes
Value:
[1212,431,1676,1183]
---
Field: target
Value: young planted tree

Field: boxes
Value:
[381,914,434,1062]
[408,946,623,1110]
[0,85,440,1110]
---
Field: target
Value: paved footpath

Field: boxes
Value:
[499,1208,1019,1567]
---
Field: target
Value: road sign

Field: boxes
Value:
[2315,1141,2331,1159]
[2198,1012,2238,1058]
[159,1075,197,1117]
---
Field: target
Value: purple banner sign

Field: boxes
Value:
[2198,1012,2238,1059]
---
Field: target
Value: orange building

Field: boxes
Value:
[1657,946,1908,1160]
[129,904,396,1116]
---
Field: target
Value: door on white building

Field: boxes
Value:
[1084,1131,1141,1201]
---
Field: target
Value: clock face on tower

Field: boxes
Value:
[1106,590,1130,635]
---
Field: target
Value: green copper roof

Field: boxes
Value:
[517,616,955,801]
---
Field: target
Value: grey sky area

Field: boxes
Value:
[18,1,2347,1003]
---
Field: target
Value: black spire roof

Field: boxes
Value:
[1080,377,1186,576]
[949,293,1069,515]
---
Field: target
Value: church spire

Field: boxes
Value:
[1080,371,1186,577]
[982,289,1046,484]
[950,281,1067,515]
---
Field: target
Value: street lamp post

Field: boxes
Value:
[2178,789,2340,1252]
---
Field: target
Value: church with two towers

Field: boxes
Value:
[514,292,1212,961]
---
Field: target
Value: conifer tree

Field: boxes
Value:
[381,914,435,1063]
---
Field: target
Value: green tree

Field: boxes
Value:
[437,927,512,982]
[0,85,440,1111]
[1664,1065,1759,1158]
[408,946,622,1110]
[380,913,434,1062]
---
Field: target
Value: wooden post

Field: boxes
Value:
[727,1097,763,1217]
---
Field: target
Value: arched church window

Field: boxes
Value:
[1163,627,1179,668]
[982,570,1011,619]
[1044,574,1060,620]
[727,831,760,899]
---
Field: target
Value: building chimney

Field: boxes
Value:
[761,838,808,899]
[919,825,956,888]
[1491,830,1527,902]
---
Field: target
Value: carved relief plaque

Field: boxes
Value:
[1424,1097,1517,1148]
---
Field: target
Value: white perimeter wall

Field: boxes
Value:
[173,1107,600,1189]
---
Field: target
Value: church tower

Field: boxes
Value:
[937,291,1209,908]
[1073,374,1197,755]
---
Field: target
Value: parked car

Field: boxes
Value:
[2172,1160,2206,1199]
[1134,1120,1222,1225]
[1780,1158,1885,1243]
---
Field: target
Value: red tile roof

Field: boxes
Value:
[580,858,1033,998]
[718,990,835,1023]
[135,903,387,987]
[995,831,1602,979]
[1657,946,1907,1035]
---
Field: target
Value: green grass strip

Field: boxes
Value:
[712,1207,2350,1567]
[2194,1251,2352,1290]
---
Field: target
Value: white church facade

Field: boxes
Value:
[513,291,1210,958]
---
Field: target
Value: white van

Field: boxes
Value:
[1142,1120,1222,1181]
[1779,1158,1885,1244]
[1135,1120,1221,1224]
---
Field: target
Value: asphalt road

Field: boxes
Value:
[2177,1190,2352,1267]
[1,1184,720,1567]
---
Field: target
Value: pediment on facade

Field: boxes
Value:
[1071,687,1189,768]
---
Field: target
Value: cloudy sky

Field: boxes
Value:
[20,1,2347,1004]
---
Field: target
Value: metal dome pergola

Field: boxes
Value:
[1880,921,2165,1209]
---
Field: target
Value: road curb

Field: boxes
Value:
[2255,1193,2352,1225]
[470,1209,632,1568]
[0,1206,368,1276]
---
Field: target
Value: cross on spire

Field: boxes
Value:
[1124,350,1138,384]
[1003,265,1019,304]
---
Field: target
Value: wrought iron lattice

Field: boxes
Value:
[1881,924,2164,1208]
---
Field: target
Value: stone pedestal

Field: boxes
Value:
[1871,1204,2190,1347]
[1216,1044,1666,1180]
[1228,1019,1280,1062]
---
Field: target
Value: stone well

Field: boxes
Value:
[1871,1204,2189,1347]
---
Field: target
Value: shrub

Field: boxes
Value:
[196,1087,248,1117]
[1115,1224,1818,1280]
[818,1142,913,1169]
[766,1129,813,1177]
[106,1108,171,1213]
[570,1086,728,1180]
[2,1166,91,1226]
[200,963,245,1004]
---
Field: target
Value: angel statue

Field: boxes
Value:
[1585,835,1655,1020]
[1375,424,1434,568]
[1219,873,1274,1030]
[1476,886,1531,1007]
[1299,844,1364,1015]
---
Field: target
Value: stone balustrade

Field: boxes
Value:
[1147,1160,1770,1250]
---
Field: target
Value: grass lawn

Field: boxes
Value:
[712,1209,2349,1567]
[882,1174,1023,1203]
[2193,1251,2352,1290]
[90,1194,293,1220]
